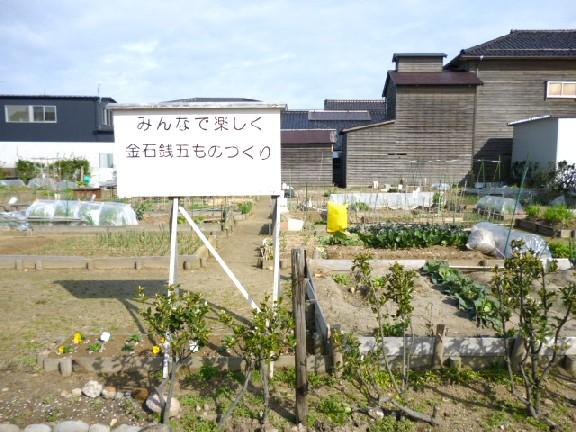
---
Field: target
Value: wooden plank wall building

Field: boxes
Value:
[343,54,481,187]
[343,31,576,186]
[281,129,335,187]
[447,30,576,179]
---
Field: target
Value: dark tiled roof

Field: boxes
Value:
[392,53,446,62]
[342,120,396,133]
[0,94,116,102]
[324,99,386,110]
[383,71,482,95]
[281,129,336,144]
[165,97,261,102]
[308,110,371,121]
[455,30,576,59]
[281,110,387,130]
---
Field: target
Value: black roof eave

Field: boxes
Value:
[0,94,117,102]
[450,54,576,66]
[383,71,482,96]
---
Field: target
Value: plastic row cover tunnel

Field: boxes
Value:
[476,196,524,215]
[26,200,138,226]
[466,222,550,258]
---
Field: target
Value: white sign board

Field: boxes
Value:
[111,103,284,198]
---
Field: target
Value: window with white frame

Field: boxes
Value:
[547,81,576,99]
[5,105,57,123]
[102,107,113,126]
[99,153,114,169]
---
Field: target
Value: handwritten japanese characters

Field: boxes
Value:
[126,115,269,161]
[113,106,282,198]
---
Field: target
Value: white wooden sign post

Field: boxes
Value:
[110,101,285,377]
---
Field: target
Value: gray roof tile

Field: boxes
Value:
[456,29,576,59]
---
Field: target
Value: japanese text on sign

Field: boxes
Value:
[112,105,283,198]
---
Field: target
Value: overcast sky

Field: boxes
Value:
[1,0,575,109]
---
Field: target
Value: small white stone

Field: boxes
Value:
[24,424,52,432]
[82,380,103,398]
[145,393,181,417]
[71,388,82,397]
[53,421,89,432]
[88,424,110,432]
[111,426,140,432]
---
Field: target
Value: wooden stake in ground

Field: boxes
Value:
[432,324,446,369]
[292,247,308,424]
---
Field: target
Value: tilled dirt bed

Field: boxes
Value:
[311,261,576,337]
[324,245,486,261]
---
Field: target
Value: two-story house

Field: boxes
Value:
[447,29,576,177]
[0,95,116,183]
[342,30,576,187]
[342,53,482,187]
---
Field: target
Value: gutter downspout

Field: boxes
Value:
[471,55,483,178]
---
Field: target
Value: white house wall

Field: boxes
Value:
[511,118,558,171]
[0,141,116,182]
[557,118,576,165]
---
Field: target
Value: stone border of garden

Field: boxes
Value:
[305,258,576,373]
[0,421,155,432]
[38,350,330,376]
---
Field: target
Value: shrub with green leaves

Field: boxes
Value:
[138,285,211,424]
[548,241,576,259]
[238,201,253,215]
[332,273,352,286]
[350,223,467,249]
[217,295,295,427]
[542,205,573,226]
[490,244,576,425]
[370,416,415,432]
[316,396,352,425]
[16,160,42,182]
[132,200,153,221]
[525,204,541,218]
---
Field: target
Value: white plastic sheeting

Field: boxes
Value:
[329,192,435,209]
[0,179,26,187]
[476,196,524,215]
[27,178,78,190]
[466,222,550,258]
[25,199,138,226]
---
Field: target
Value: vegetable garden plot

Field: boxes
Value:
[316,222,487,261]
[308,259,576,338]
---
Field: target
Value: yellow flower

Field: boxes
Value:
[152,345,161,355]
[73,332,83,344]
[58,346,65,354]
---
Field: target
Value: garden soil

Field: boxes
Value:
[0,197,283,426]
[0,198,575,430]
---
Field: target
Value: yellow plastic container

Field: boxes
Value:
[327,202,348,233]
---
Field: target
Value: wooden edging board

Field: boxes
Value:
[0,235,218,271]
[515,218,576,238]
